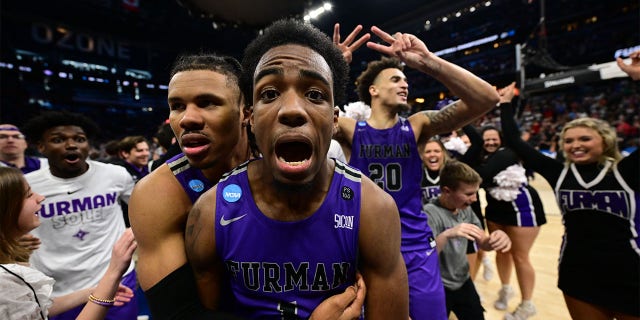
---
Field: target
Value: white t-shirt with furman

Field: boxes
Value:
[25,160,135,297]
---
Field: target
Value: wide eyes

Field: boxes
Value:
[258,88,327,104]
[306,90,326,103]
[259,88,279,102]
[50,136,87,144]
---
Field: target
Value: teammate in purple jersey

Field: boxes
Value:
[499,81,639,320]
[333,24,500,319]
[130,52,366,319]
[186,19,408,318]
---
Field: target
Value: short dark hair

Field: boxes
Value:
[356,57,404,105]
[154,123,175,150]
[169,52,260,158]
[170,53,244,106]
[22,110,100,144]
[240,19,349,106]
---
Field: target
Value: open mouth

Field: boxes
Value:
[275,141,312,166]
[180,134,210,156]
[181,136,209,148]
[65,153,80,162]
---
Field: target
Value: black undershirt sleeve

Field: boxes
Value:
[499,102,563,185]
[144,263,244,320]
[461,124,483,167]
[617,148,639,191]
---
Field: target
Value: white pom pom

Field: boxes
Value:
[444,137,469,155]
[488,164,528,201]
[342,101,372,121]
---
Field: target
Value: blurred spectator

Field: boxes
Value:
[0,124,48,174]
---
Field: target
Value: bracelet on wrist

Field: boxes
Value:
[88,294,115,307]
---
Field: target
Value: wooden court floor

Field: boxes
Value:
[457,174,572,320]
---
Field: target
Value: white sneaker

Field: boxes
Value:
[494,286,514,310]
[482,256,494,281]
[504,302,537,320]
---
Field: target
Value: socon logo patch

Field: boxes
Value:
[223,184,242,202]
[189,179,205,192]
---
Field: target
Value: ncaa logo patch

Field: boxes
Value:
[341,186,354,200]
[357,121,367,127]
[188,179,205,192]
[223,184,242,203]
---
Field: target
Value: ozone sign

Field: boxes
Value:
[31,22,132,60]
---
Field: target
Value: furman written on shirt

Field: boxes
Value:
[24,160,135,296]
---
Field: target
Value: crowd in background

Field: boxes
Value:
[1,16,638,320]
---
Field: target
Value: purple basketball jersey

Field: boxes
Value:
[167,153,214,204]
[215,160,361,318]
[349,119,431,252]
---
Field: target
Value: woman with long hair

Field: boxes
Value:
[462,100,546,320]
[0,167,137,320]
[499,82,639,320]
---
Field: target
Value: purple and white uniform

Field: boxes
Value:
[349,119,447,320]
[215,160,360,318]
[421,168,441,208]
[167,153,215,203]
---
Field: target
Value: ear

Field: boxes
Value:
[248,106,255,133]
[333,107,339,135]
[369,85,377,97]
[241,106,251,128]
[37,142,46,155]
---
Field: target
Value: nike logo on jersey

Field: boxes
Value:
[425,249,435,256]
[67,189,80,194]
[220,214,247,226]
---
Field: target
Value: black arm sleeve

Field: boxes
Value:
[460,124,483,166]
[144,263,244,320]
[499,102,563,184]
[618,148,639,191]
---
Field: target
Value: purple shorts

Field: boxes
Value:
[402,249,448,320]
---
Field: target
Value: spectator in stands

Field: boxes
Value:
[461,107,546,320]
[499,81,639,320]
[425,160,511,320]
[21,110,138,320]
[0,167,137,319]
[149,122,179,172]
[97,140,121,164]
[0,124,47,174]
[113,135,150,227]
[117,135,150,183]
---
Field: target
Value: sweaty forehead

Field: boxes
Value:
[254,44,332,82]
